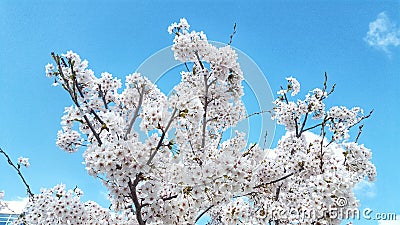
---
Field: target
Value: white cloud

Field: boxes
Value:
[378,215,400,225]
[0,198,28,214]
[353,179,376,198]
[364,12,400,54]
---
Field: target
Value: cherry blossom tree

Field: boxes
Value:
[1,19,375,225]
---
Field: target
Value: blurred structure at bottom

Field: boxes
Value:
[0,199,27,225]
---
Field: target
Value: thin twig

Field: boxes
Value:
[275,184,282,201]
[125,85,146,140]
[228,23,237,45]
[301,121,326,133]
[355,124,364,143]
[246,110,269,119]
[201,66,209,149]
[82,114,103,146]
[263,130,268,148]
[253,172,296,189]
[147,108,178,165]
[0,148,34,198]
[184,62,190,72]
[319,121,327,173]
[298,113,309,137]
[98,84,109,110]
[320,72,335,100]
[349,110,373,129]
[195,204,215,223]
[52,53,104,146]
[194,51,205,70]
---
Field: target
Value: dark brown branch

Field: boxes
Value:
[298,113,309,137]
[97,175,118,186]
[355,124,364,143]
[69,64,107,127]
[71,89,103,145]
[228,23,237,45]
[201,67,209,149]
[52,53,104,146]
[141,194,178,208]
[162,194,178,202]
[245,110,269,119]
[128,173,145,225]
[280,86,289,104]
[72,76,84,99]
[82,114,103,146]
[326,83,336,98]
[147,108,178,165]
[319,121,327,173]
[233,191,260,198]
[320,72,335,100]
[0,148,34,198]
[98,84,109,110]
[195,204,215,223]
[90,109,107,127]
[71,70,107,127]
[301,121,326,133]
[263,130,268,148]
[322,72,328,93]
[253,172,296,189]
[349,110,373,129]
[52,53,72,94]
[194,51,205,70]
[275,184,282,201]
[184,62,190,72]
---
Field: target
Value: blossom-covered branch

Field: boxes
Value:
[10,18,376,225]
[0,148,33,198]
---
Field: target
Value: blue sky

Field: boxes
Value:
[0,1,399,224]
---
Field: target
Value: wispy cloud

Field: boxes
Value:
[353,179,376,198]
[378,215,400,225]
[0,198,28,214]
[364,12,400,55]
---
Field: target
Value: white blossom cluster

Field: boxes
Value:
[243,130,376,225]
[15,184,128,225]
[15,19,376,225]
[272,77,328,131]
[328,106,363,140]
[255,76,376,225]
[17,157,30,168]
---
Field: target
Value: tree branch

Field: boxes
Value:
[98,84,109,110]
[52,53,104,146]
[201,67,209,149]
[355,124,364,143]
[194,51,205,70]
[319,121,327,173]
[195,204,214,223]
[253,172,296,189]
[147,108,178,165]
[228,23,237,45]
[301,121,325,133]
[81,114,102,146]
[349,110,373,129]
[245,110,269,119]
[125,85,146,140]
[298,113,309,137]
[0,148,34,198]
[128,173,145,225]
